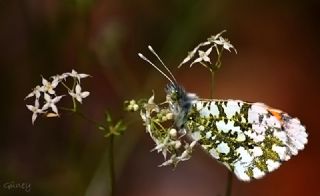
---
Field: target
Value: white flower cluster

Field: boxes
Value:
[25,70,90,124]
[139,93,197,167]
[178,30,237,69]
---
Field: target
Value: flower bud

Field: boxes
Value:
[132,104,139,111]
[198,125,205,131]
[169,128,177,138]
[166,112,173,120]
[174,141,182,149]
[129,100,136,105]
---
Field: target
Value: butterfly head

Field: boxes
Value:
[165,83,198,128]
[138,47,198,128]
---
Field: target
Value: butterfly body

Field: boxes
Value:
[166,83,308,181]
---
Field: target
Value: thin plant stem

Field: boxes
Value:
[210,71,214,99]
[60,106,115,195]
[209,59,233,196]
[108,134,115,196]
[59,107,103,129]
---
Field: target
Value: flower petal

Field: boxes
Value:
[205,47,213,55]
[42,77,48,86]
[42,103,50,111]
[34,99,40,108]
[79,73,89,78]
[76,95,82,103]
[26,105,35,112]
[44,93,51,102]
[52,95,63,103]
[81,91,90,98]
[25,92,34,99]
[190,57,202,67]
[51,104,59,114]
[75,84,81,94]
[32,113,38,125]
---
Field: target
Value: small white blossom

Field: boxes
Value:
[152,136,170,159]
[25,85,43,99]
[213,36,237,53]
[42,77,59,94]
[68,69,90,82]
[69,84,90,103]
[42,93,64,114]
[159,155,177,167]
[178,41,211,67]
[190,47,213,67]
[179,150,190,161]
[51,73,68,82]
[26,99,43,124]
[207,30,226,42]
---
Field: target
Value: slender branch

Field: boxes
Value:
[210,71,214,99]
[60,106,115,195]
[60,107,103,129]
[61,81,77,111]
[208,49,233,196]
[61,81,72,92]
[72,79,77,111]
[108,135,115,196]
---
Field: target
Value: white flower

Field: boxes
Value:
[190,47,213,67]
[152,136,170,159]
[42,77,59,94]
[213,36,237,53]
[26,99,43,124]
[42,93,64,114]
[208,30,227,42]
[178,41,210,68]
[69,84,90,103]
[68,69,90,82]
[51,73,68,82]
[159,155,178,167]
[25,85,43,100]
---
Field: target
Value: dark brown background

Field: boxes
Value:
[1,0,319,195]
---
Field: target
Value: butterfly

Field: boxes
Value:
[138,45,308,181]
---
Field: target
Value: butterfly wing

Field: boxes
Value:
[185,99,308,181]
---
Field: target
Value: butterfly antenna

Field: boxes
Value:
[138,53,175,85]
[147,45,177,83]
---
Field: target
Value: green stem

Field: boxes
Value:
[210,71,214,99]
[61,81,77,110]
[108,135,115,196]
[60,106,115,195]
[209,63,232,196]
[60,107,103,129]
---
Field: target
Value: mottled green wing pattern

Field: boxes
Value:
[185,100,308,181]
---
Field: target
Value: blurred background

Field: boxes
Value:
[1,0,320,195]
